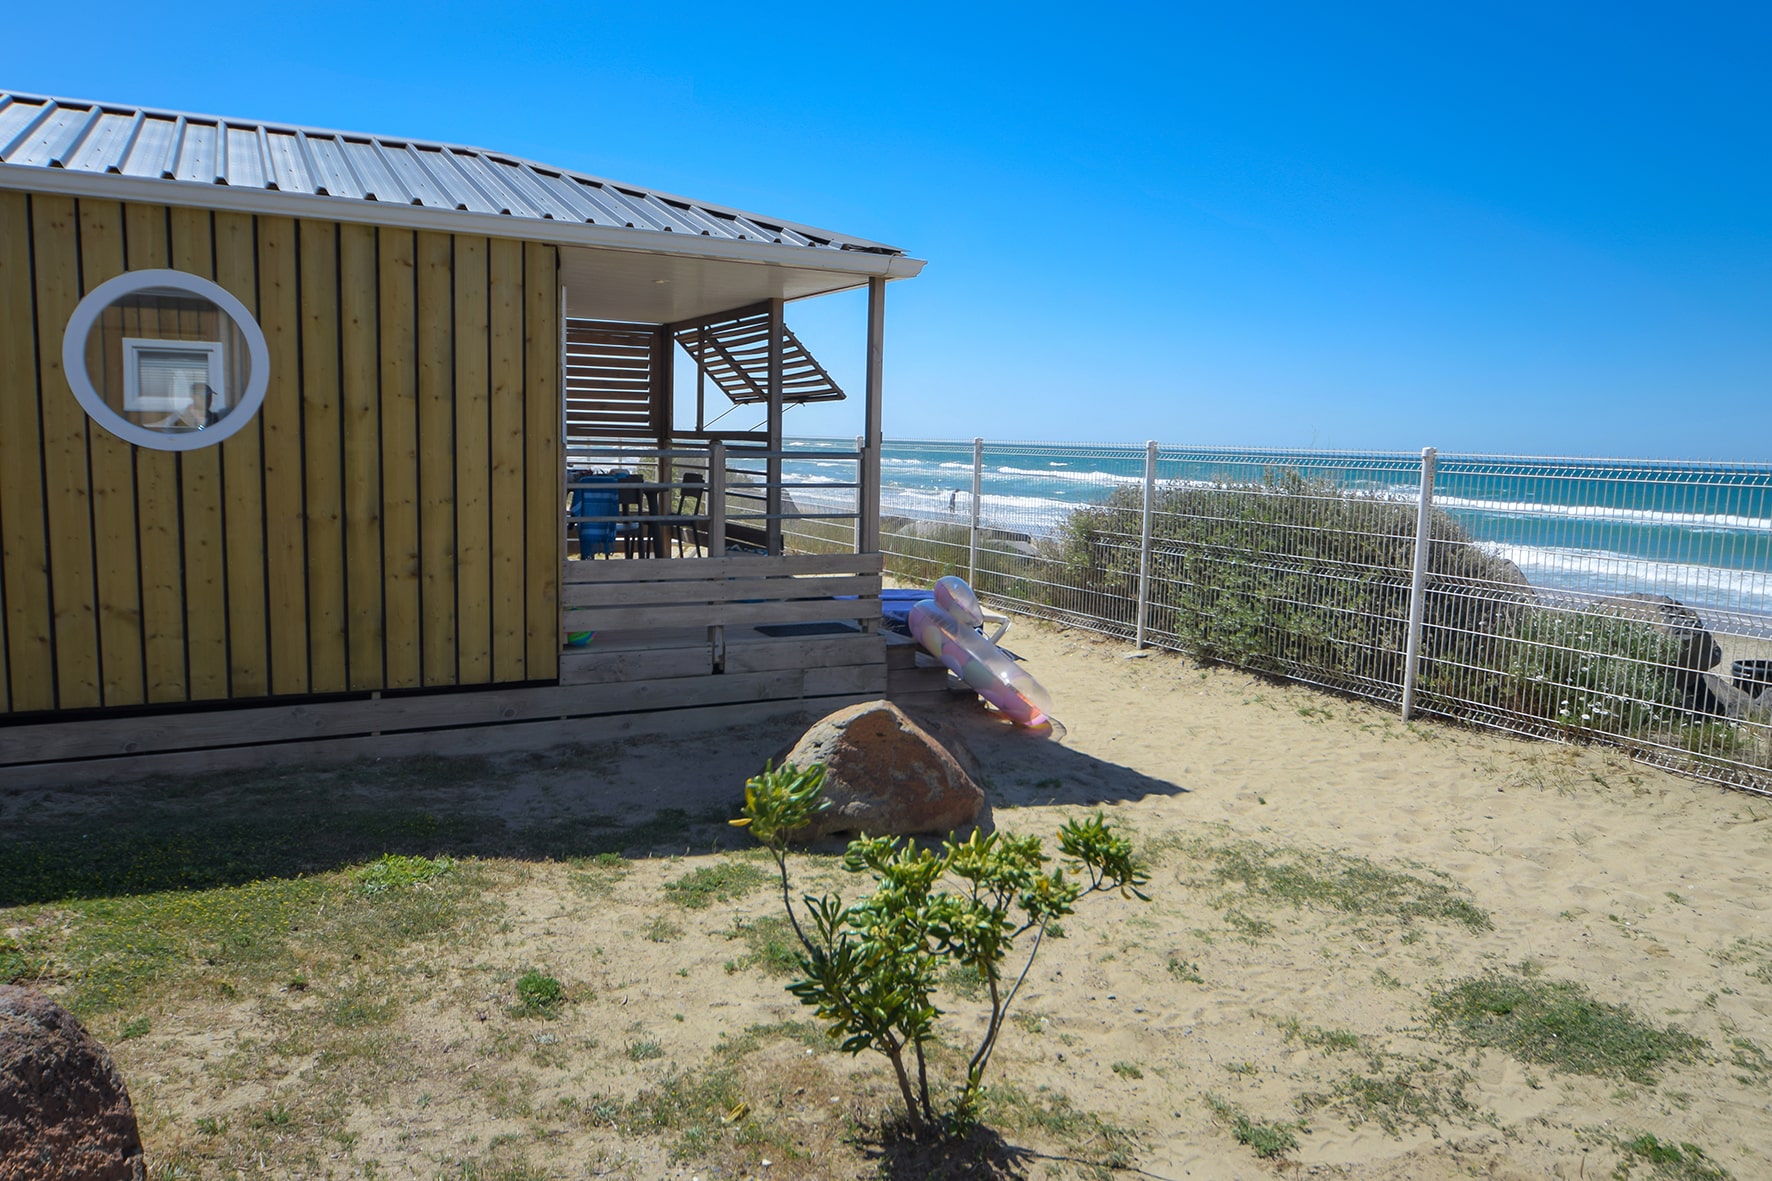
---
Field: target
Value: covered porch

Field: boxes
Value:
[553,241,900,711]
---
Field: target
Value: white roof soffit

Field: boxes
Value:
[0,90,926,283]
[558,246,880,323]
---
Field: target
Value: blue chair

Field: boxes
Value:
[572,472,624,559]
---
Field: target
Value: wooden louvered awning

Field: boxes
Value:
[565,322,664,441]
[563,304,846,444]
[673,310,845,405]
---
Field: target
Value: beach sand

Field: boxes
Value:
[25,619,1772,1179]
[939,622,1772,1179]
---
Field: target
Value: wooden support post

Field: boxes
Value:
[656,327,674,552]
[862,276,885,556]
[708,437,728,670]
[766,297,784,555]
[695,325,706,433]
[708,440,727,558]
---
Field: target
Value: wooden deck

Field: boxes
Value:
[0,550,897,788]
[560,548,889,706]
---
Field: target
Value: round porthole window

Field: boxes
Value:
[62,269,270,452]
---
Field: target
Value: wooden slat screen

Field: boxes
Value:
[674,311,844,405]
[565,320,659,443]
[0,196,561,715]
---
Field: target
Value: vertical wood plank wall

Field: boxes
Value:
[0,196,560,715]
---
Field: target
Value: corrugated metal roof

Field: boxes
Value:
[0,90,906,258]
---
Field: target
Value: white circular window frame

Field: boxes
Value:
[62,269,271,452]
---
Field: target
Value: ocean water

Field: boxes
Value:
[784,439,1772,631]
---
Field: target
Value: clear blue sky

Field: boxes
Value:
[7,2,1768,458]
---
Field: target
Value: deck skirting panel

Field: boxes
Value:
[0,695,878,790]
[0,658,888,779]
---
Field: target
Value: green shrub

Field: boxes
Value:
[1427,972,1705,1085]
[882,523,1046,603]
[1037,471,1712,753]
[1479,608,1688,736]
[355,853,455,896]
[1204,1093,1300,1159]
[734,761,1150,1134]
[514,970,566,1017]
[864,468,1734,770]
[0,934,35,985]
[1615,1132,1732,1180]
[1043,472,1526,690]
[662,862,770,909]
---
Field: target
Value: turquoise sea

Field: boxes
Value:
[785,439,1772,631]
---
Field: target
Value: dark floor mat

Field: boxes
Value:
[756,621,862,638]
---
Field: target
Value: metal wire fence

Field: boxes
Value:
[812,437,1772,795]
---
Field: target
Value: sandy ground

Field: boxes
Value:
[964,624,1772,1179]
[31,619,1772,1179]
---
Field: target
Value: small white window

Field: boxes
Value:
[63,269,270,452]
[122,338,227,419]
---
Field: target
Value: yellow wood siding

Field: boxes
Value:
[258,215,309,696]
[378,228,422,691]
[488,238,527,683]
[416,232,457,687]
[214,210,271,698]
[169,205,230,701]
[454,236,493,686]
[339,223,384,691]
[299,220,347,694]
[33,195,103,709]
[523,241,560,681]
[78,200,147,709]
[0,191,52,712]
[124,203,187,704]
[0,196,562,713]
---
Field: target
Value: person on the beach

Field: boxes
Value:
[949,489,958,513]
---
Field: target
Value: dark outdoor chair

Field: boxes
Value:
[616,473,652,559]
[676,471,707,557]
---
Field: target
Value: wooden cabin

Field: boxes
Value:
[0,91,924,785]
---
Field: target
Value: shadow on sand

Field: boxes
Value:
[901,694,1188,812]
[0,696,1186,907]
[856,1121,1172,1181]
[858,1124,1036,1180]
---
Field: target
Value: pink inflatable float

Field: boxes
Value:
[934,574,984,629]
[908,578,1055,726]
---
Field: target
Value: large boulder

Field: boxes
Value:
[0,985,145,1181]
[781,701,984,841]
[1599,593,1724,712]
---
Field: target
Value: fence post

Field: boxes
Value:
[968,437,983,585]
[1400,446,1438,721]
[1136,440,1158,648]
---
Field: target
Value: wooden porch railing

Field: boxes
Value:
[565,442,864,559]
